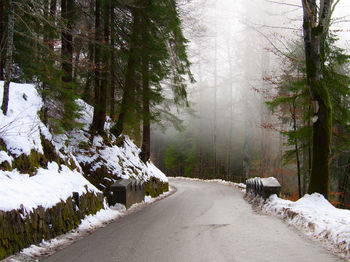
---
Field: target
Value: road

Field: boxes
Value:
[43,178,343,262]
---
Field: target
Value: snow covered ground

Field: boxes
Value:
[5,188,175,262]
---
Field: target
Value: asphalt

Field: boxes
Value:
[42,178,344,262]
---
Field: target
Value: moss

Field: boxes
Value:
[144,178,168,198]
[12,150,46,175]
[0,191,104,260]
[0,160,12,171]
[0,138,7,152]
[40,134,59,164]
[115,135,124,147]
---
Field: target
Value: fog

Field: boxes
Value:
[151,0,350,184]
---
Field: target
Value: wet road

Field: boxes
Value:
[43,178,343,262]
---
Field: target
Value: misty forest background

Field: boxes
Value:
[1,0,350,207]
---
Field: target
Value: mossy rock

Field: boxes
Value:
[0,190,104,260]
[12,149,46,175]
[145,177,169,198]
[0,160,12,171]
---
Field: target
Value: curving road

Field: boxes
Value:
[43,178,343,262]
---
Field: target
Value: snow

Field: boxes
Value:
[0,150,13,166]
[0,81,167,215]
[0,81,51,156]
[248,191,350,260]
[0,82,99,215]
[0,162,99,213]
[63,99,168,183]
[172,176,246,190]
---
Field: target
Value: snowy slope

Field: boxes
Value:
[0,81,167,214]
[54,98,167,185]
[0,81,100,213]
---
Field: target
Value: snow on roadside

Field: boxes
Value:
[258,193,350,260]
[171,176,246,191]
[6,188,175,262]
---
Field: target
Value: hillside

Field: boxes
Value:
[0,81,168,259]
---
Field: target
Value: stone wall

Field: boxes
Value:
[0,190,104,260]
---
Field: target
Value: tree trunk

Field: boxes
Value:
[61,0,73,83]
[140,55,150,162]
[140,5,151,163]
[112,7,140,137]
[82,0,95,104]
[99,0,109,132]
[91,0,103,135]
[292,100,302,198]
[1,0,14,115]
[0,0,5,81]
[339,157,350,208]
[302,0,333,199]
[109,1,116,120]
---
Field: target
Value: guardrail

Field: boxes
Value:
[246,177,281,199]
[108,179,145,208]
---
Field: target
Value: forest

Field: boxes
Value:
[1,0,350,207]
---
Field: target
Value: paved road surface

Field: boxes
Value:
[43,178,343,262]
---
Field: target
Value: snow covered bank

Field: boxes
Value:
[0,81,168,213]
[55,98,167,187]
[247,192,350,260]
[0,162,98,213]
[0,82,99,214]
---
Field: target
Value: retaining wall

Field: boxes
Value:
[0,190,104,260]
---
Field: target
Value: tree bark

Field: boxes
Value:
[61,0,73,83]
[112,7,140,137]
[292,100,302,198]
[1,0,14,115]
[0,0,5,81]
[302,0,333,198]
[140,4,151,163]
[82,0,95,104]
[91,0,103,135]
[109,1,116,120]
